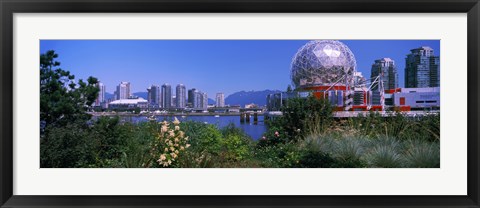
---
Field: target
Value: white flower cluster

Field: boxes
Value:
[150,117,190,167]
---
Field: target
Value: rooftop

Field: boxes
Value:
[110,98,147,105]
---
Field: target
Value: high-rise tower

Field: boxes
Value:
[95,82,106,106]
[147,85,161,104]
[176,84,186,109]
[115,81,130,100]
[216,93,225,107]
[405,46,440,88]
[371,58,398,90]
[187,88,196,108]
[161,83,172,109]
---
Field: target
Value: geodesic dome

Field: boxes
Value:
[291,40,357,89]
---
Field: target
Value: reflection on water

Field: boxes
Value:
[118,115,267,140]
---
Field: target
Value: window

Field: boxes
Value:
[400,97,405,105]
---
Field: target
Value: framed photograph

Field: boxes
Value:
[1,0,479,207]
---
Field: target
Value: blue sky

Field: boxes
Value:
[40,40,440,98]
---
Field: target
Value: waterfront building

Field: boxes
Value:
[187,88,196,108]
[193,89,201,110]
[147,85,161,105]
[245,103,258,109]
[371,58,398,91]
[95,82,106,106]
[192,90,208,111]
[405,46,440,88]
[115,81,130,100]
[109,97,148,110]
[391,87,440,111]
[266,40,440,114]
[147,88,151,103]
[176,84,186,109]
[202,92,208,111]
[216,93,225,107]
[161,83,172,109]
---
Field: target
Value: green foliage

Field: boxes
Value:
[40,50,99,131]
[40,122,96,168]
[176,121,257,167]
[293,150,336,168]
[221,124,253,161]
[257,122,286,147]
[180,121,223,155]
[175,151,216,168]
[42,116,154,168]
[91,117,129,162]
[332,137,366,168]
[404,140,440,168]
[279,96,333,141]
[344,111,440,142]
[254,142,302,168]
[365,145,404,168]
[298,133,439,168]
[301,134,366,168]
[116,122,155,168]
[42,115,440,168]
[286,85,293,92]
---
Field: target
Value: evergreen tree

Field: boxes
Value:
[40,50,99,132]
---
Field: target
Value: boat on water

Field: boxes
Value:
[214,115,220,118]
[147,115,156,121]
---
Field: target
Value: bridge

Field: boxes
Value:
[208,107,264,113]
[265,110,439,118]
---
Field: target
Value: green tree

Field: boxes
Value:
[40,50,101,167]
[286,85,293,92]
[40,50,99,131]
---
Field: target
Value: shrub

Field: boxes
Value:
[180,121,223,155]
[175,151,215,168]
[90,117,132,165]
[257,126,288,147]
[333,136,365,164]
[301,134,366,168]
[221,134,252,161]
[404,140,440,168]
[255,142,302,168]
[118,122,158,168]
[41,122,96,168]
[293,150,336,168]
[277,96,333,141]
[331,138,366,168]
[365,141,403,168]
[219,123,254,161]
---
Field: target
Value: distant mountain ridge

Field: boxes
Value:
[225,90,281,107]
[133,92,148,99]
[105,92,114,100]
[104,90,281,106]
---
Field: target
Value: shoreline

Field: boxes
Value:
[88,112,261,117]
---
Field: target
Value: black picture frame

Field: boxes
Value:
[1,0,479,207]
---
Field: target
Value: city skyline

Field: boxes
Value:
[40,40,440,98]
